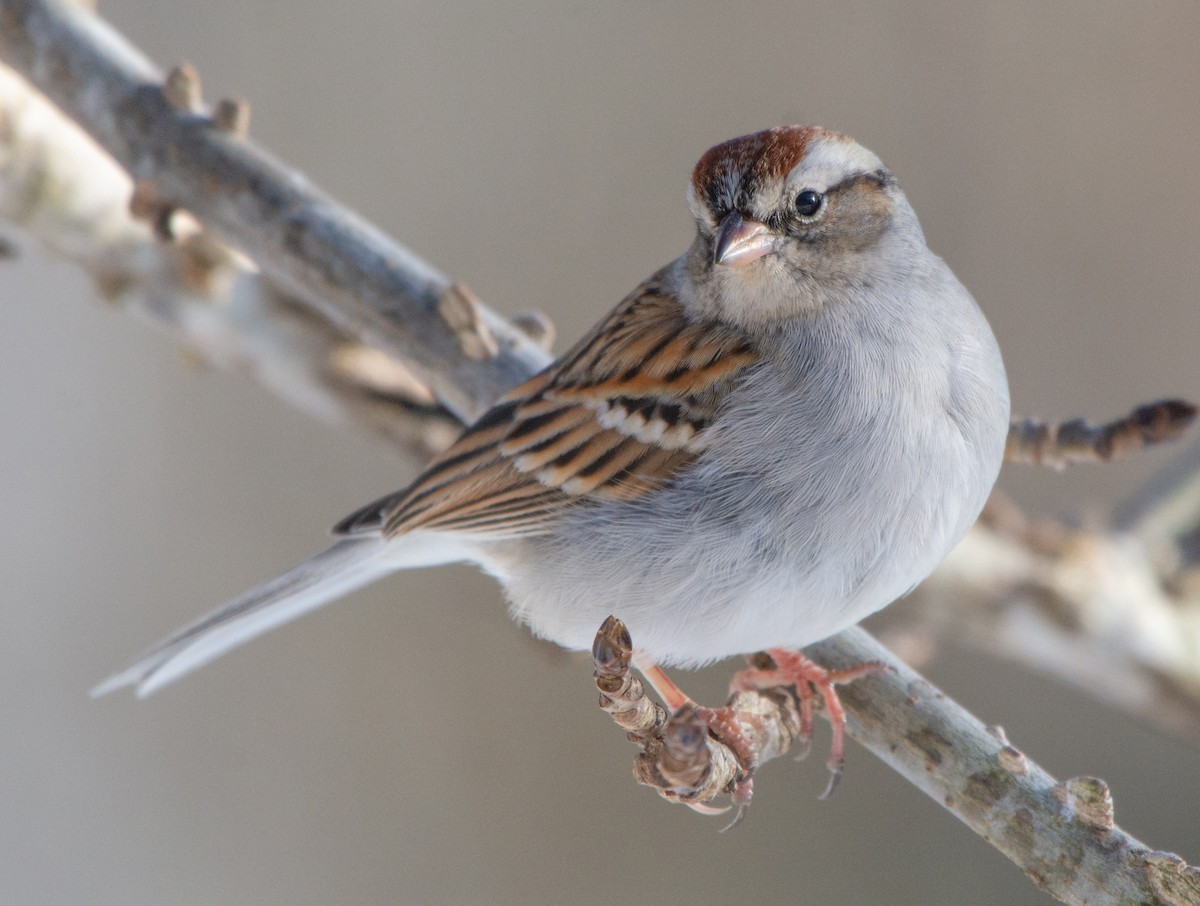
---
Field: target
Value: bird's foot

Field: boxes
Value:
[635,659,757,829]
[690,704,756,830]
[730,648,885,799]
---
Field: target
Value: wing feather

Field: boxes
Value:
[333,273,758,540]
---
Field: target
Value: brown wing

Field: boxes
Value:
[333,274,758,540]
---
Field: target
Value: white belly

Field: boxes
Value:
[486,292,1009,667]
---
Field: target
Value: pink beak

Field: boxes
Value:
[713,211,778,268]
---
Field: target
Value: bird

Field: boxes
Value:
[94,125,1010,806]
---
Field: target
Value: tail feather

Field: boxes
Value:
[92,535,455,698]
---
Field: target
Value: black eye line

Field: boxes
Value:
[707,168,892,232]
[704,187,726,219]
[765,211,788,233]
[788,169,892,218]
[826,169,892,195]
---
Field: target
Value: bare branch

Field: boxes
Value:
[0,62,459,458]
[597,618,1200,906]
[0,0,553,422]
[882,494,1200,744]
[1005,400,1197,468]
[2,3,1199,903]
[1115,440,1200,568]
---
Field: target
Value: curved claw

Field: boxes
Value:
[818,759,843,801]
[720,803,749,832]
[686,800,731,817]
[720,777,754,832]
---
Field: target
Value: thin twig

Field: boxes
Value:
[1005,401,1197,468]
[597,618,1200,906]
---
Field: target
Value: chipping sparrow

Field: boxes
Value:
[95,127,1010,776]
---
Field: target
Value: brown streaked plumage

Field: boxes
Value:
[333,275,759,539]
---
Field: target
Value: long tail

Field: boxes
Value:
[92,534,462,698]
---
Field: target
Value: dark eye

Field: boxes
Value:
[794,189,824,218]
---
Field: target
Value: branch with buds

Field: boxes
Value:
[595,618,1200,906]
[1006,402,1196,468]
[2,2,1199,904]
[0,0,552,422]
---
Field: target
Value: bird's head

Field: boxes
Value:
[686,126,921,325]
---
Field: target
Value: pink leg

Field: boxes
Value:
[731,648,884,799]
[635,658,693,712]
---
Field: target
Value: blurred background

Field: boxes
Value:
[2,1,1199,903]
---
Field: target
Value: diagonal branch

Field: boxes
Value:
[881,491,1200,744]
[2,2,1199,904]
[0,62,462,458]
[595,618,1200,906]
[0,0,552,422]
